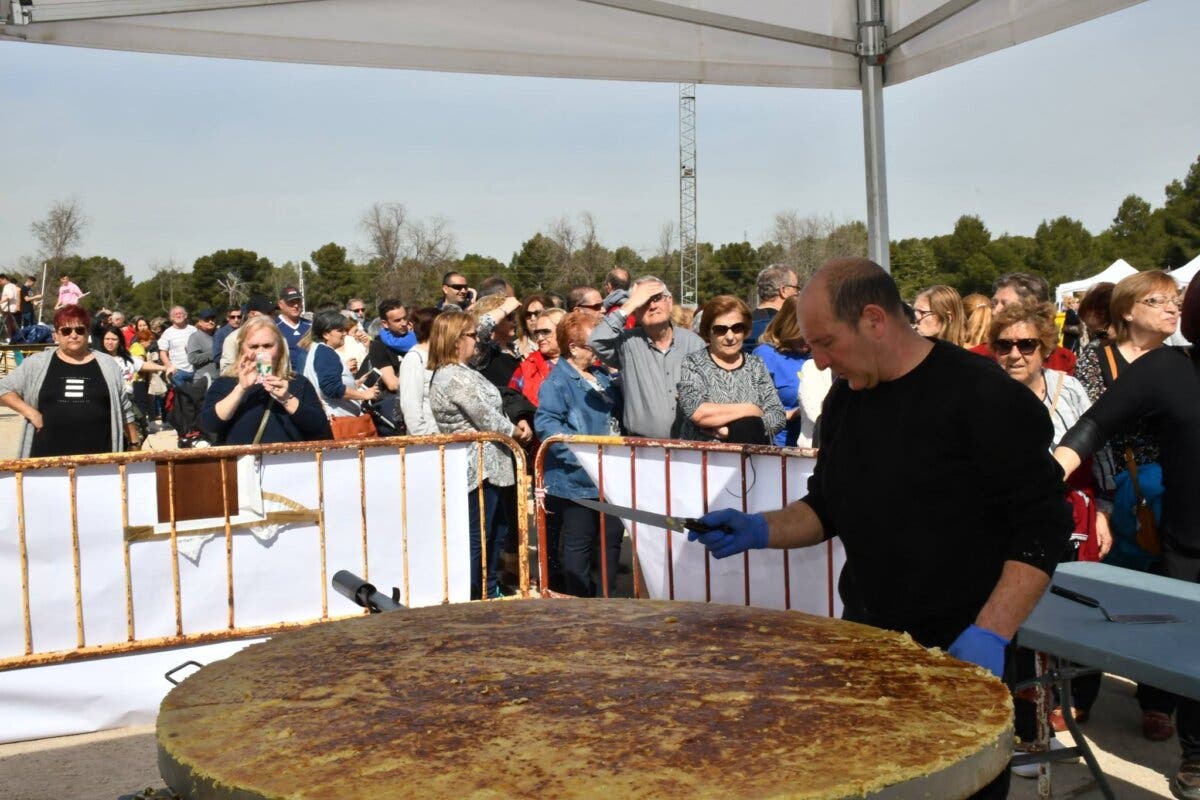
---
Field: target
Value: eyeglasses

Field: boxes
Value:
[576,302,604,311]
[913,308,936,321]
[58,325,87,337]
[445,284,469,292]
[646,292,668,304]
[532,328,555,339]
[526,308,544,317]
[460,330,478,340]
[993,338,1040,356]
[1139,296,1183,309]
[710,323,749,337]
[350,307,365,314]
[227,314,242,320]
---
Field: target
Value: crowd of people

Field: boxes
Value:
[1,258,1198,796]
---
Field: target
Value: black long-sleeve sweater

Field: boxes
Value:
[803,340,1074,649]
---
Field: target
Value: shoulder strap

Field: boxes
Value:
[252,404,272,446]
[1103,345,1119,383]
[1048,370,1064,414]
[1123,447,1146,502]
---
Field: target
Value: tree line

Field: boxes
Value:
[9,154,1199,320]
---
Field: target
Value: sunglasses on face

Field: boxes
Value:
[710,323,748,337]
[228,314,242,320]
[532,328,555,339]
[446,284,469,292]
[461,330,478,340]
[576,302,603,311]
[993,338,1039,356]
[350,307,365,314]
[58,325,87,337]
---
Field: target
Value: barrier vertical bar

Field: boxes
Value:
[399,445,410,608]
[827,539,836,618]
[664,448,675,600]
[740,452,750,607]
[597,443,608,598]
[534,443,550,598]
[358,447,369,582]
[629,446,640,599]
[167,460,183,637]
[439,444,449,604]
[476,441,488,600]
[701,450,711,603]
[219,457,234,629]
[68,465,84,646]
[120,462,135,640]
[15,471,32,655]
[315,451,328,619]
[780,453,791,610]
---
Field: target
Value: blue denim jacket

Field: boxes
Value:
[534,360,622,500]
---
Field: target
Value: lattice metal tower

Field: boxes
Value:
[678,83,698,306]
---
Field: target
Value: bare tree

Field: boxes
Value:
[30,198,87,281]
[217,271,248,309]
[657,220,675,266]
[770,212,866,285]
[151,261,189,312]
[359,203,407,273]
[374,214,458,304]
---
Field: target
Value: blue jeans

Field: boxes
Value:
[466,482,515,600]
[171,370,194,388]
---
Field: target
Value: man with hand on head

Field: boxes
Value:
[438,271,471,311]
[687,258,1072,799]
[589,275,704,438]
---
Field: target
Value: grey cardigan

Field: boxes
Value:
[0,348,134,458]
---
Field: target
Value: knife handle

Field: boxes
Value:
[683,519,715,534]
[1050,585,1100,609]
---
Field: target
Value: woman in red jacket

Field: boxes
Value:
[509,307,564,407]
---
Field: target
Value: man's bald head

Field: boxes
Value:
[805,258,906,326]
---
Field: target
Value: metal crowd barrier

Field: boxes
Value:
[0,343,55,376]
[532,435,840,614]
[0,432,530,672]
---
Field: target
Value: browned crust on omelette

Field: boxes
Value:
[157,599,1012,799]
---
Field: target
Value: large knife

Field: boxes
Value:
[574,498,716,533]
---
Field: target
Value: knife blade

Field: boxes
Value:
[574,498,714,533]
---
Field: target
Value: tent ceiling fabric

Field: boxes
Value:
[2,0,1145,89]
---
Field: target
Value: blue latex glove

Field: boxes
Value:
[947,624,1009,678]
[686,508,769,559]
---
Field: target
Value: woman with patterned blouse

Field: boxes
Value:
[677,295,786,444]
[428,311,534,600]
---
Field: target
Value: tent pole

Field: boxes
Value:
[858,0,890,272]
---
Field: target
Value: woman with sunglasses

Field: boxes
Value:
[514,294,550,359]
[509,307,565,407]
[0,304,138,456]
[428,312,534,600]
[987,300,1106,779]
[677,295,785,444]
[1067,270,1181,742]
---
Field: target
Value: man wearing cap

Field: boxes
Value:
[158,306,197,387]
[186,309,220,386]
[438,271,471,311]
[276,286,311,371]
[221,295,275,372]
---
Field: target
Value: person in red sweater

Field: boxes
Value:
[510,307,565,406]
[968,272,1077,374]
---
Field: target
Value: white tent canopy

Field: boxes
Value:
[1055,258,1139,302]
[1171,253,1200,287]
[1,0,1147,269]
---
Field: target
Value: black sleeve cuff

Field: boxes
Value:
[1058,416,1105,461]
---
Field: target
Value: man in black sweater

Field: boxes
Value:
[690,258,1073,798]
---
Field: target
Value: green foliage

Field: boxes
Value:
[701,241,760,301]
[1161,156,1200,268]
[192,248,275,311]
[509,233,559,294]
[890,239,937,299]
[60,254,134,311]
[1030,216,1093,285]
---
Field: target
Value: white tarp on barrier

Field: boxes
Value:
[569,443,845,616]
[2,0,1145,89]
[0,441,473,741]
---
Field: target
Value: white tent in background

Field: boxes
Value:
[1055,258,1139,302]
[1170,253,1200,287]
[0,0,1147,272]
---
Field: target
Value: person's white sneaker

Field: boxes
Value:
[1012,737,1077,778]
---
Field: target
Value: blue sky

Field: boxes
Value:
[2,0,1198,281]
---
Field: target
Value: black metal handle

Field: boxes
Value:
[683,519,714,534]
[165,660,205,685]
[1051,585,1100,609]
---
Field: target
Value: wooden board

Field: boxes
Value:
[158,599,1012,799]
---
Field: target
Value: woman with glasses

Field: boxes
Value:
[1068,270,1180,742]
[534,311,623,597]
[514,294,550,359]
[677,295,785,444]
[510,307,565,407]
[0,304,138,456]
[428,312,534,599]
[299,310,381,422]
[912,285,966,345]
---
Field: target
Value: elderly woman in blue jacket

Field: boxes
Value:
[534,310,624,597]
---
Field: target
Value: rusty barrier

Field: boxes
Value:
[532,435,842,615]
[0,432,529,672]
[0,343,55,377]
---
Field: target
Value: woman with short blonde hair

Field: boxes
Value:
[961,293,992,348]
[913,285,965,345]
